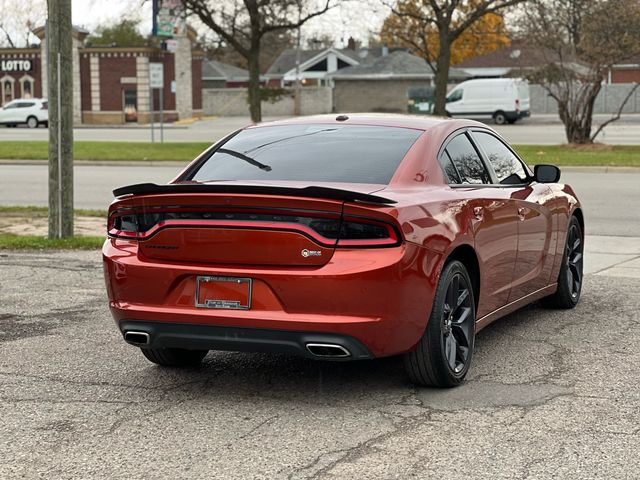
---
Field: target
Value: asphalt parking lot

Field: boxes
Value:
[1,235,639,478]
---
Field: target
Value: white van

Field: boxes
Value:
[445,78,530,124]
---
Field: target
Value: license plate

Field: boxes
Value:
[195,276,252,310]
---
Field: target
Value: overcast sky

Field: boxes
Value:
[70,0,388,48]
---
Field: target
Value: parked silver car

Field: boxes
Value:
[0,98,48,128]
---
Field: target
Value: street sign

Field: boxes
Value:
[149,63,164,89]
[165,39,178,53]
[152,0,186,38]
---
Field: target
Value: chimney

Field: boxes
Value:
[382,43,389,57]
[347,36,356,51]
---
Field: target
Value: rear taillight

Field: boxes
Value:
[337,217,399,247]
[515,99,520,112]
[41,102,48,110]
[108,206,400,248]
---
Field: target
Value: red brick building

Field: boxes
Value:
[0,26,202,124]
[0,49,42,102]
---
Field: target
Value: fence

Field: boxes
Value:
[202,87,332,117]
[530,83,640,114]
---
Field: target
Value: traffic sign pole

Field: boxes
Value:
[149,62,164,144]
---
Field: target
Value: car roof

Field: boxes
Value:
[248,113,488,132]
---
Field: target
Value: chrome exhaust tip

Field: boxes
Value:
[123,331,150,346]
[306,343,351,358]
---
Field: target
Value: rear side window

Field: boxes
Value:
[189,124,423,184]
[444,134,490,184]
[17,102,35,108]
[438,151,462,184]
[472,131,528,185]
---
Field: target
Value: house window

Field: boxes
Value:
[20,75,35,99]
[123,89,138,122]
[306,59,328,72]
[2,77,15,105]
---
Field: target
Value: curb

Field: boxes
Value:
[2,160,639,172]
[74,125,188,130]
[559,166,640,173]
[0,159,187,167]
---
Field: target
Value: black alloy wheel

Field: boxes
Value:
[404,260,476,387]
[544,215,584,309]
[442,272,474,374]
[565,221,583,299]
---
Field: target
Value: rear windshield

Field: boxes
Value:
[188,124,423,184]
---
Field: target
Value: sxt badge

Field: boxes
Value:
[301,249,322,257]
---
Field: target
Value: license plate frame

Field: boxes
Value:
[195,275,252,310]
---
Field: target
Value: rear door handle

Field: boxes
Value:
[473,206,484,220]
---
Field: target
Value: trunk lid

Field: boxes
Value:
[108,183,396,267]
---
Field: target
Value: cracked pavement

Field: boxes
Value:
[1,241,639,479]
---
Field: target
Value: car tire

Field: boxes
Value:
[493,111,507,125]
[26,116,38,128]
[140,347,208,367]
[404,260,476,387]
[543,216,584,309]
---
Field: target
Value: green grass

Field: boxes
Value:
[0,141,210,162]
[0,140,638,166]
[0,234,104,250]
[513,145,640,167]
[0,205,106,217]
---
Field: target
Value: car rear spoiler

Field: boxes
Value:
[112,183,397,205]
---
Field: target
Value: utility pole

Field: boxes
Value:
[47,0,74,239]
[293,0,302,116]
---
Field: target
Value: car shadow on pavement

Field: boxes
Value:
[125,301,562,404]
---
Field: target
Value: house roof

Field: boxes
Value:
[329,50,467,80]
[202,59,250,81]
[265,47,361,77]
[456,40,558,70]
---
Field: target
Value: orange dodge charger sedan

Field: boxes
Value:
[103,114,584,387]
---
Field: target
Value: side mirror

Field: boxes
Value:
[534,164,561,183]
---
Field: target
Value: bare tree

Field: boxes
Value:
[0,0,46,47]
[384,0,527,116]
[182,0,335,122]
[203,30,295,75]
[523,0,640,144]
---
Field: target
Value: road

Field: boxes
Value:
[1,114,639,144]
[1,238,639,478]
[1,165,638,236]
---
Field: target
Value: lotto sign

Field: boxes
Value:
[0,59,33,72]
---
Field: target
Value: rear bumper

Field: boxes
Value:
[103,238,441,358]
[119,320,373,360]
[507,110,530,120]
